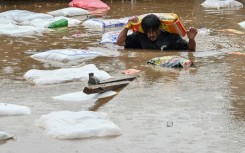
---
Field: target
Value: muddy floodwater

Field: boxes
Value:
[0,0,245,153]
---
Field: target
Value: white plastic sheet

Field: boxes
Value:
[0,103,31,116]
[37,111,122,139]
[24,64,112,85]
[201,0,243,9]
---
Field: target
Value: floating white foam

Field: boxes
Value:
[24,64,112,85]
[0,131,14,141]
[238,21,245,29]
[30,49,104,66]
[37,111,121,139]
[48,7,90,17]
[201,0,243,9]
[0,103,31,116]
[53,91,117,102]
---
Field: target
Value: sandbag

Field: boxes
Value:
[201,0,243,8]
[147,56,193,68]
[100,30,133,44]
[37,111,121,139]
[23,64,112,85]
[239,21,245,29]
[48,7,90,17]
[69,0,110,10]
[48,18,68,29]
[30,49,103,66]
[129,13,186,37]
[0,103,31,116]
[82,17,129,31]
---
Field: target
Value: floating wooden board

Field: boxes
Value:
[83,81,131,94]
[99,76,136,84]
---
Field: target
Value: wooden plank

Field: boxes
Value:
[99,76,136,84]
[83,81,130,94]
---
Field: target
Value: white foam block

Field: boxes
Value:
[0,103,31,116]
[37,111,122,139]
[23,64,112,85]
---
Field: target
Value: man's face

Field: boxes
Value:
[146,29,161,41]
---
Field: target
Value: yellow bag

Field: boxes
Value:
[128,13,187,37]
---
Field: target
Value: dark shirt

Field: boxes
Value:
[125,31,188,50]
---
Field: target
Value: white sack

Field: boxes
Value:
[37,111,122,139]
[48,7,90,17]
[82,17,129,31]
[53,91,117,102]
[0,103,31,116]
[30,49,103,65]
[23,64,111,85]
[239,21,245,29]
[100,30,133,44]
[201,0,243,9]
[0,131,14,141]
[0,23,47,36]
[0,10,81,36]
[0,10,53,23]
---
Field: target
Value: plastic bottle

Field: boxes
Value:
[48,18,68,29]
[88,73,100,86]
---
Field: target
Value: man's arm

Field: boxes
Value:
[116,27,129,46]
[187,27,198,51]
[116,16,139,46]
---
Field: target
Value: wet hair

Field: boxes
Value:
[141,14,161,33]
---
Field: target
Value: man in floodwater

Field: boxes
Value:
[116,14,198,51]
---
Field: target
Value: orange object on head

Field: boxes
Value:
[130,13,187,37]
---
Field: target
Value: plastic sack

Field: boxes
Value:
[37,111,121,139]
[239,21,245,29]
[201,0,243,8]
[128,13,186,37]
[147,56,193,68]
[0,103,31,116]
[30,49,104,66]
[82,17,129,31]
[100,30,133,44]
[69,0,110,10]
[48,7,90,17]
[48,18,68,29]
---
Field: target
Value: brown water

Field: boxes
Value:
[0,0,245,153]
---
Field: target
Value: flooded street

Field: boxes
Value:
[0,0,245,153]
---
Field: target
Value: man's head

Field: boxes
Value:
[141,14,161,41]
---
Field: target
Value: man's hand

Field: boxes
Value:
[125,16,139,29]
[187,27,198,40]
